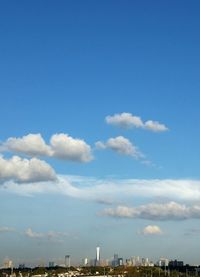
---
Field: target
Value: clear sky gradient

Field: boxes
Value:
[1,0,200,266]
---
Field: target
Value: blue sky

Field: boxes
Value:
[1,0,200,266]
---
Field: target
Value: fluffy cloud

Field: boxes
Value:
[105,112,168,132]
[3,134,52,156]
[0,155,56,183]
[96,136,143,159]
[50,133,93,162]
[106,113,143,128]
[101,202,200,221]
[2,133,93,163]
[141,225,163,235]
[144,120,168,132]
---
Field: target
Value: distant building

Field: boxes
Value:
[142,258,147,266]
[112,254,119,267]
[95,247,100,266]
[131,256,140,266]
[118,258,123,266]
[65,255,70,268]
[169,260,184,268]
[19,264,25,269]
[82,258,88,266]
[49,262,55,267]
[141,258,153,267]
[89,259,95,266]
[100,259,109,267]
[3,259,13,269]
[126,259,132,266]
[157,258,169,267]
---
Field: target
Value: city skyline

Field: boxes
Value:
[1,0,200,266]
[0,246,189,268]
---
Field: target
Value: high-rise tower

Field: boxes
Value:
[65,255,70,268]
[95,246,100,266]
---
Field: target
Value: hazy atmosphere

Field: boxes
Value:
[1,0,200,266]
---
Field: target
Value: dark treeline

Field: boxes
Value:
[1,265,200,277]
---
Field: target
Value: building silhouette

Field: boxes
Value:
[95,246,100,266]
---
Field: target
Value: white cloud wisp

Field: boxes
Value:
[0,227,15,233]
[105,112,168,132]
[3,176,200,221]
[96,136,144,159]
[3,176,200,203]
[25,228,69,242]
[101,202,200,221]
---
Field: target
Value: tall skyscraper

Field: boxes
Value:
[95,246,100,266]
[65,255,70,268]
[113,254,119,267]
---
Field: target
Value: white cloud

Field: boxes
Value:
[95,141,106,150]
[25,228,69,242]
[47,231,69,240]
[1,176,200,201]
[0,155,56,183]
[3,176,200,203]
[25,228,44,238]
[0,227,15,233]
[101,201,200,221]
[3,176,200,222]
[105,112,168,132]
[96,136,143,159]
[2,133,93,163]
[3,134,52,156]
[106,113,144,129]
[141,225,163,235]
[50,133,93,162]
[144,120,168,132]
